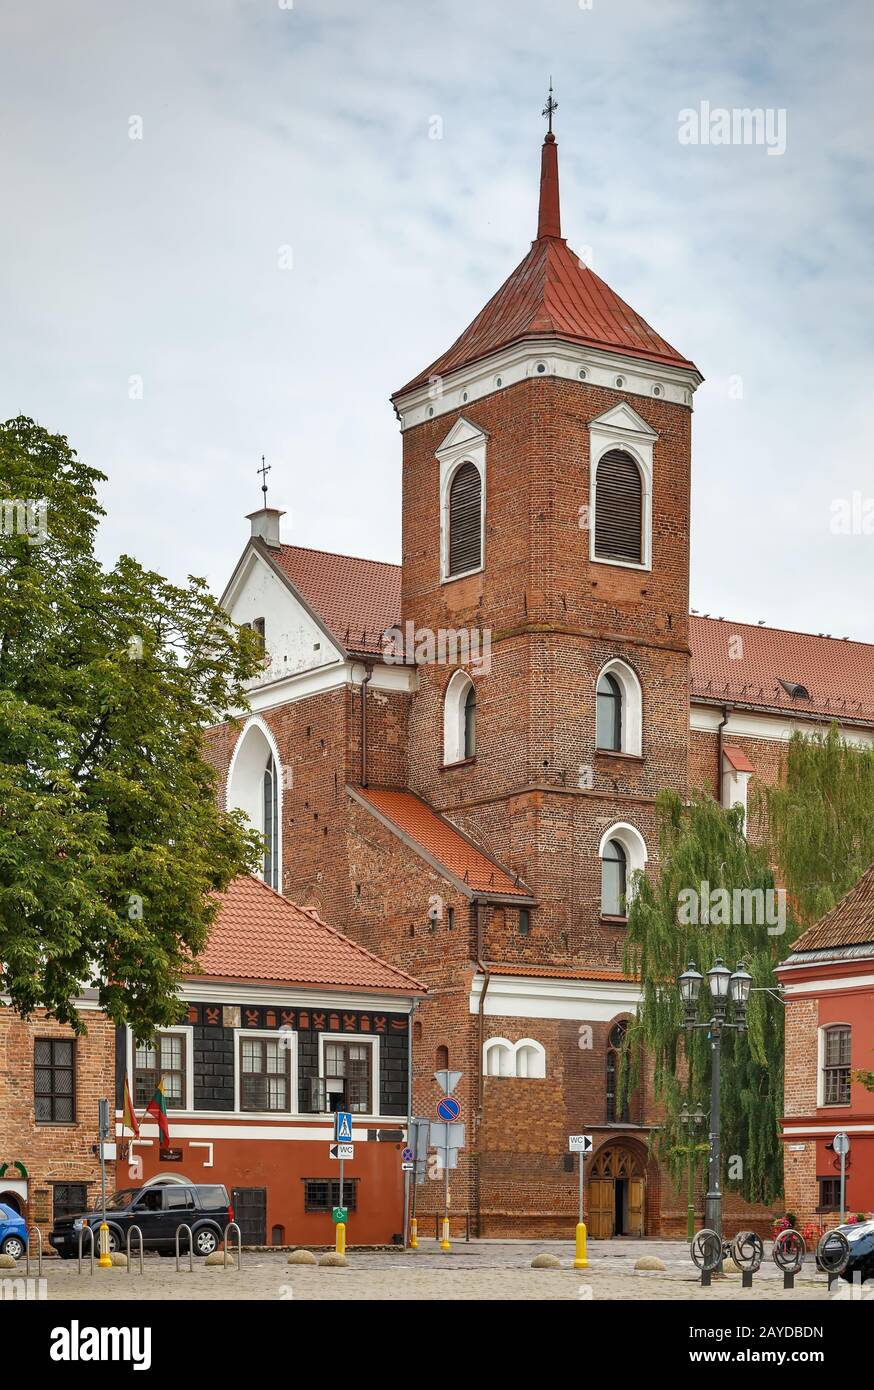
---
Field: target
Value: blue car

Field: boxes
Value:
[0,1203,28,1261]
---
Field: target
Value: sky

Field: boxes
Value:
[2,0,873,639]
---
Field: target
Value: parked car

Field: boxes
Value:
[0,1203,28,1260]
[838,1219,874,1282]
[49,1184,233,1259]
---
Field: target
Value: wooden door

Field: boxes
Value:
[588,1179,614,1239]
[232,1187,267,1245]
[628,1177,645,1237]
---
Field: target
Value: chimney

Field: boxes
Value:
[247,507,285,549]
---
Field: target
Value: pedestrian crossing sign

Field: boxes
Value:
[334,1110,353,1142]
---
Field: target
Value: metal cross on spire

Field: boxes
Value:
[257,455,271,505]
[542,78,557,135]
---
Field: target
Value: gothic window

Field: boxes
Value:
[448,461,482,576]
[594,449,643,564]
[822,1025,851,1106]
[444,670,476,765]
[464,684,477,757]
[596,673,622,750]
[606,1021,630,1123]
[263,754,278,889]
[601,839,627,917]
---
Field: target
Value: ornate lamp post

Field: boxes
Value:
[678,959,752,1248]
[678,1100,706,1241]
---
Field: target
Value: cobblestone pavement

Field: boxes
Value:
[3,1238,856,1301]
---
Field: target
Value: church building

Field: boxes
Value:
[204,116,874,1238]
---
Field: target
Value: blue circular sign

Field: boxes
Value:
[437,1096,461,1122]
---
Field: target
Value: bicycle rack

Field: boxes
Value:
[126,1224,144,1276]
[224,1221,242,1269]
[816,1229,850,1291]
[25,1225,43,1277]
[731,1230,764,1289]
[690,1228,724,1286]
[77,1225,95,1275]
[773,1228,806,1289]
[175,1223,194,1272]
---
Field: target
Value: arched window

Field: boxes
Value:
[515,1040,546,1079]
[595,659,643,756]
[227,718,282,890]
[601,839,627,917]
[594,449,643,564]
[483,1038,514,1077]
[263,755,278,889]
[436,1045,449,1070]
[448,461,482,576]
[483,1037,546,1078]
[599,822,648,918]
[606,1021,630,1122]
[444,670,476,765]
[596,673,622,751]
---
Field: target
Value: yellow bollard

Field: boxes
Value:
[97,1221,113,1269]
[439,1216,451,1252]
[409,1218,418,1250]
[573,1221,588,1270]
[335,1221,346,1257]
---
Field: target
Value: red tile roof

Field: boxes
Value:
[351,787,531,899]
[788,866,874,953]
[188,875,425,994]
[723,744,755,773]
[270,543,401,657]
[394,227,696,398]
[690,616,874,725]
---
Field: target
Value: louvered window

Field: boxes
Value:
[448,462,482,576]
[594,450,643,564]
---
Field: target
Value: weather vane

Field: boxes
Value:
[257,455,271,505]
[542,78,557,135]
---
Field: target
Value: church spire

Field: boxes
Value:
[537,80,561,240]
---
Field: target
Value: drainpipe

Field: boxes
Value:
[716,704,733,807]
[403,998,417,1246]
[359,665,373,787]
[474,900,491,1237]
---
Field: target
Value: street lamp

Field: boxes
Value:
[678,959,751,1251]
[678,1101,706,1241]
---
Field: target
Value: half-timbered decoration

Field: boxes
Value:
[117,875,425,1247]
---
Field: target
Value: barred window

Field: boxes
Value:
[822,1026,851,1106]
[52,1182,89,1220]
[303,1179,358,1213]
[594,449,643,564]
[34,1039,75,1123]
[240,1036,290,1112]
[134,1032,186,1109]
[448,462,482,576]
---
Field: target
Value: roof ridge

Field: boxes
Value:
[691,613,873,650]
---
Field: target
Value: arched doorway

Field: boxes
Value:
[588,1144,646,1238]
[0,1190,22,1215]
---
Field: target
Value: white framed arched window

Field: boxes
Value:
[588,404,656,572]
[596,658,643,756]
[483,1037,546,1078]
[598,822,648,919]
[227,716,283,890]
[443,669,476,765]
[437,417,487,582]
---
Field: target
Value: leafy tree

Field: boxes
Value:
[754,724,874,927]
[0,416,262,1033]
[623,791,799,1205]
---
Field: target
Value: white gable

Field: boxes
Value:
[225,548,343,683]
[588,402,658,441]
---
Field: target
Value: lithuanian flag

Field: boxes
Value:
[144,1078,170,1146]
[122,1074,140,1136]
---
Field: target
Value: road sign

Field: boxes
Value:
[834,1131,851,1156]
[330,1142,354,1160]
[334,1111,353,1142]
[569,1134,593,1154]
[430,1121,464,1149]
[401,1162,414,1172]
[332,1207,348,1224]
[437,1096,461,1122]
[402,1147,413,1162]
[433,1070,462,1095]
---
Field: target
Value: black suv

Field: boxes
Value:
[49,1184,233,1259]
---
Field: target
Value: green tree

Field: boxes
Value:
[755,724,874,927]
[0,416,262,1033]
[623,791,799,1205]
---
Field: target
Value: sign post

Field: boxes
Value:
[408,1117,429,1249]
[97,1099,112,1269]
[569,1134,593,1270]
[333,1111,353,1255]
[834,1131,850,1222]
[432,1072,463,1252]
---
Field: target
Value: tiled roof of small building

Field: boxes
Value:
[788,866,874,954]
[188,874,425,994]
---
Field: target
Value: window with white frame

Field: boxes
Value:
[238,1034,292,1112]
[599,823,647,919]
[134,1030,189,1110]
[437,417,487,582]
[320,1037,375,1113]
[595,659,643,756]
[588,403,656,572]
[821,1025,851,1106]
[226,718,282,890]
[443,669,476,765]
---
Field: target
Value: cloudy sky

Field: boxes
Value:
[2,0,872,639]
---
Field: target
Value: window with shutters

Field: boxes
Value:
[594,449,643,564]
[447,461,482,576]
